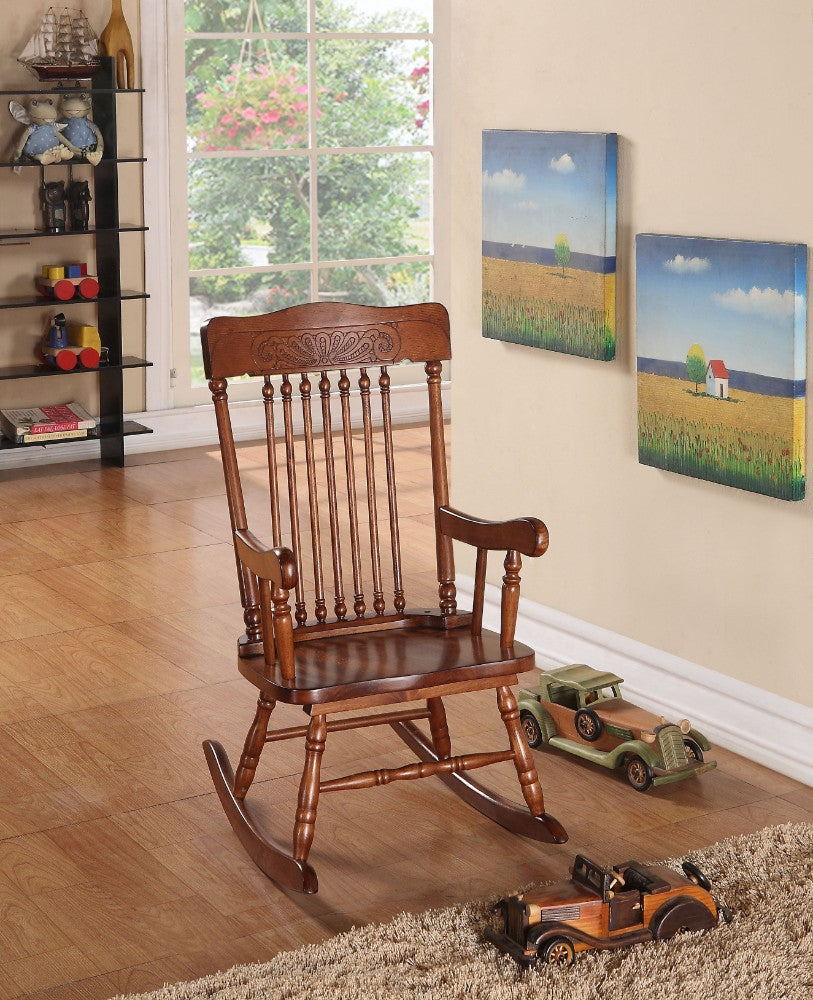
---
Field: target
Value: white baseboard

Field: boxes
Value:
[0,380,445,470]
[457,575,813,786]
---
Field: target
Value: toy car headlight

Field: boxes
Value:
[679,719,691,734]
[640,730,657,744]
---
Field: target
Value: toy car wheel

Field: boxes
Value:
[540,937,575,966]
[681,861,712,891]
[625,754,653,792]
[683,738,704,762]
[520,711,543,749]
[78,276,99,299]
[574,708,602,742]
[652,897,716,940]
[55,349,77,371]
[53,278,75,301]
[78,347,100,369]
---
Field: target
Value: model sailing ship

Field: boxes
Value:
[18,7,101,81]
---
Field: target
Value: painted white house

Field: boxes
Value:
[706,359,730,399]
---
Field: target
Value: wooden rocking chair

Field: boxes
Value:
[201,301,567,895]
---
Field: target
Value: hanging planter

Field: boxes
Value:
[190,0,323,152]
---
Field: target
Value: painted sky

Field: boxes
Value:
[482,130,616,257]
[636,235,807,381]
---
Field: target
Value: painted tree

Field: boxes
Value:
[554,233,571,276]
[686,343,707,393]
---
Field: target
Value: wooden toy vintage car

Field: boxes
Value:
[518,664,716,791]
[36,263,99,301]
[486,853,731,967]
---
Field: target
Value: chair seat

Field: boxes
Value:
[238,623,536,704]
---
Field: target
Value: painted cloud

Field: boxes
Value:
[663,254,710,274]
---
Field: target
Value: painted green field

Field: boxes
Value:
[482,257,615,361]
[483,290,615,361]
[638,373,805,500]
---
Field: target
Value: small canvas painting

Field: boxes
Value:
[482,129,617,361]
[636,234,807,501]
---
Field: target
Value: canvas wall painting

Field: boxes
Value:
[636,234,807,501]
[482,130,617,361]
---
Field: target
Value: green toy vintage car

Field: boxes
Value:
[518,664,716,791]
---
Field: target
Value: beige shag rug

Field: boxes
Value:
[119,822,813,1000]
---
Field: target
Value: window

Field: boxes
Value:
[172,0,434,401]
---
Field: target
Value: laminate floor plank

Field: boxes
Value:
[0,425,808,999]
[1,505,220,567]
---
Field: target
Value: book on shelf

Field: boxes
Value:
[18,428,89,444]
[0,402,96,442]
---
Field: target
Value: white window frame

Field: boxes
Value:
[141,0,448,413]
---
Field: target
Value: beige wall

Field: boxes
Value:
[448,0,813,707]
[0,2,144,416]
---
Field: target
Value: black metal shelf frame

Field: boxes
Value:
[0,87,144,96]
[0,356,152,381]
[0,291,148,310]
[1,58,149,467]
[0,225,147,242]
[0,420,152,451]
[0,157,146,168]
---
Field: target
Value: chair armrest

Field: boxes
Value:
[234,529,298,590]
[438,506,549,558]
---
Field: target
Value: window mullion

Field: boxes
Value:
[178,0,435,395]
[187,32,433,42]
[308,0,319,300]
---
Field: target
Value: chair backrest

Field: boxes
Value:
[201,301,458,652]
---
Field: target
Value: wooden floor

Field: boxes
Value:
[0,424,810,1000]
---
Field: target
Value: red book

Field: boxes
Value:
[0,402,96,441]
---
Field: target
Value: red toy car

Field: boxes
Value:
[37,262,99,302]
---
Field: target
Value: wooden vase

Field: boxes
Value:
[99,0,135,89]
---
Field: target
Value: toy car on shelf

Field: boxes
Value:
[485,853,731,967]
[41,313,102,371]
[517,664,716,791]
[36,263,99,302]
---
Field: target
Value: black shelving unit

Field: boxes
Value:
[0,290,148,310]
[0,57,151,466]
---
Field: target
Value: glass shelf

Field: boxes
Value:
[0,290,148,310]
[0,356,152,381]
[0,420,152,450]
[0,225,147,242]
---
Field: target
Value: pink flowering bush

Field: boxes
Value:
[192,62,337,151]
[410,59,430,130]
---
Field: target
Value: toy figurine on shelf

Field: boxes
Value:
[41,180,68,233]
[60,93,103,165]
[9,97,77,164]
[100,0,135,89]
[41,312,101,370]
[67,180,92,231]
[42,311,69,366]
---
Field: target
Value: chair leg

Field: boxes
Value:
[392,716,567,844]
[496,684,546,817]
[233,693,276,800]
[293,713,327,867]
[427,697,451,758]
[203,739,318,893]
